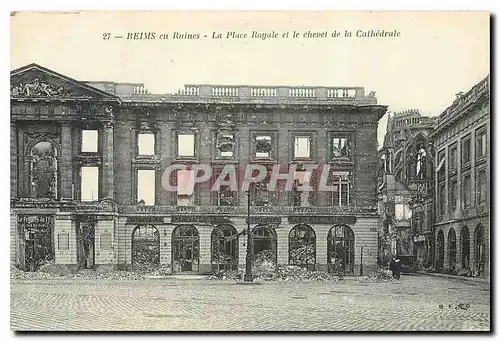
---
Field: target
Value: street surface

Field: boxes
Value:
[11,274,490,331]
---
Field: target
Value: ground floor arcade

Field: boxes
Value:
[10,210,379,275]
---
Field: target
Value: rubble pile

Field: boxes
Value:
[73,268,145,280]
[10,265,144,280]
[253,250,277,274]
[146,265,173,277]
[38,263,72,276]
[360,269,395,282]
[206,265,340,282]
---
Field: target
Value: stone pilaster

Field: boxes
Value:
[60,122,73,200]
[102,122,114,199]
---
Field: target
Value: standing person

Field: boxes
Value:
[389,257,402,280]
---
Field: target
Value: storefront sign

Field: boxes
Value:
[287,215,357,225]
[126,216,164,225]
[171,215,232,225]
[246,216,281,224]
[17,215,54,229]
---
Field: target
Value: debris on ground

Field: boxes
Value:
[145,265,173,277]
[11,265,144,280]
[253,250,277,274]
[359,269,396,282]
[38,262,72,276]
[205,265,340,282]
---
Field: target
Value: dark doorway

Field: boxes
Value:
[252,225,277,271]
[460,226,470,269]
[436,230,444,271]
[131,225,160,271]
[474,224,485,276]
[19,215,55,271]
[211,224,238,271]
[448,228,457,272]
[289,224,316,270]
[77,221,95,269]
[327,225,355,274]
[172,225,200,272]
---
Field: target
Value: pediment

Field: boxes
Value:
[10,64,118,101]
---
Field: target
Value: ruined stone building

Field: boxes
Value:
[10,63,386,274]
[377,76,490,279]
[431,76,490,278]
[377,110,437,269]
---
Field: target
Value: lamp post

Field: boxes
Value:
[244,190,253,282]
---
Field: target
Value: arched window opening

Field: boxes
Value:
[289,225,316,270]
[327,225,355,274]
[172,225,200,272]
[252,225,277,273]
[474,225,485,276]
[448,229,457,272]
[460,226,470,269]
[131,225,160,271]
[211,224,238,271]
[436,230,444,271]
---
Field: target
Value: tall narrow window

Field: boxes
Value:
[137,169,156,205]
[81,130,98,153]
[292,170,312,207]
[476,169,487,206]
[449,144,457,171]
[330,172,350,207]
[178,133,195,157]
[438,183,446,217]
[81,166,99,202]
[462,137,471,164]
[476,129,487,159]
[437,150,445,179]
[138,133,155,156]
[463,174,471,208]
[294,136,311,158]
[449,179,458,213]
[177,169,195,206]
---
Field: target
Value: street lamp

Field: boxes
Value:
[244,190,253,282]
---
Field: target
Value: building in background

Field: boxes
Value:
[377,110,437,270]
[10,63,386,274]
[430,76,490,278]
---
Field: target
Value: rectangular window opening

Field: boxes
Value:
[177,169,195,206]
[137,169,156,205]
[294,136,311,158]
[178,134,195,157]
[138,133,155,156]
[81,130,98,153]
[81,166,99,202]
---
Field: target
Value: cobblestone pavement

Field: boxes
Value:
[11,274,490,331]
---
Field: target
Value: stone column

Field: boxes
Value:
[60,122,73,200]
[102,121,114,200]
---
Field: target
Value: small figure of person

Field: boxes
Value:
[389,257,401,280]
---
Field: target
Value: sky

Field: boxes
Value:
[10,11,490,148]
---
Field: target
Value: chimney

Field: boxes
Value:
[455,92,464,100]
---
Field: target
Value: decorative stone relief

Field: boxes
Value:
[11,78,70,97]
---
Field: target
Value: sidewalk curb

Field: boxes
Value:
[411,271,490,283]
